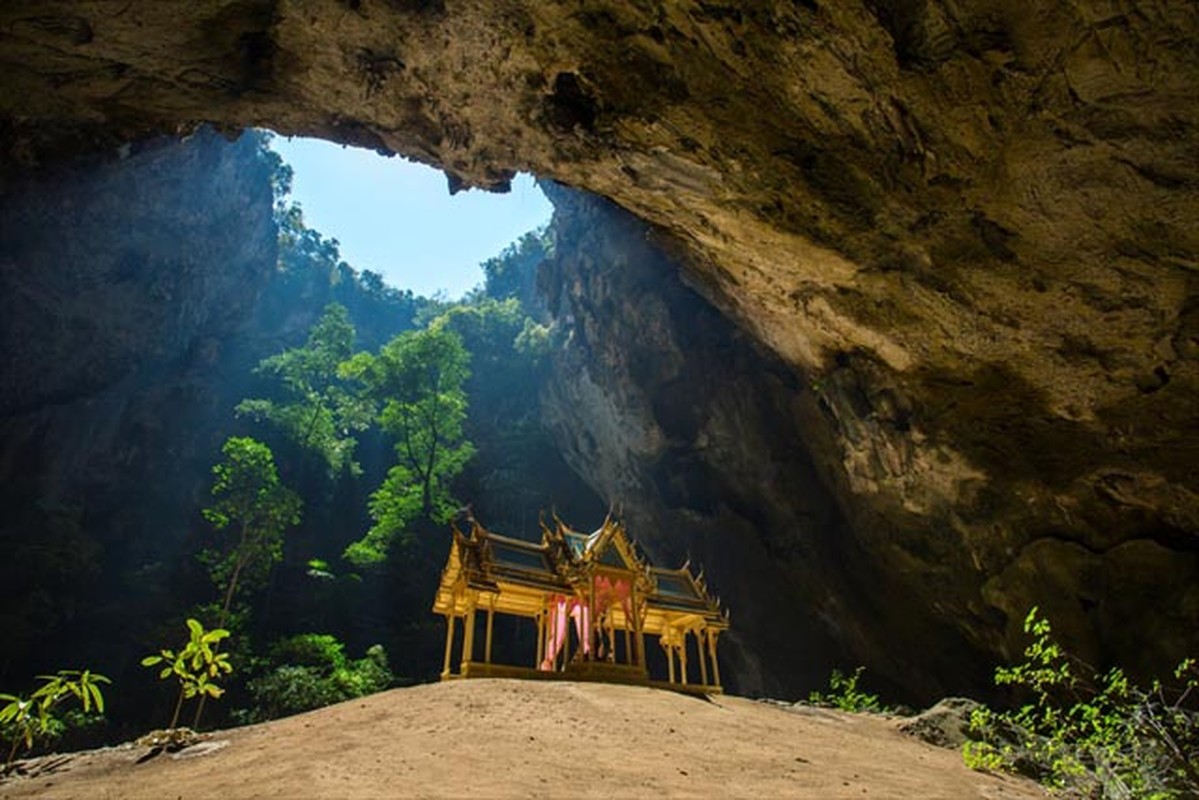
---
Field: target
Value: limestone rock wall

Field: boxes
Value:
[542,180,1198,696]
[0,129,277,678]
[541,184,1009,699]
[0,130,277,416]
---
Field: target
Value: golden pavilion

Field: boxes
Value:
[432,512,729,694]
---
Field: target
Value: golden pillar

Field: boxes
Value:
[697,629,709,687]
[484,599,496,665]
[441,615,456,679]
[708,630,721,688]
[461,597,477,672]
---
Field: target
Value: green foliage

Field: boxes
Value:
[270,633,349,670]
[30,670,109,716]
[242,634,392,721]
[962,737,1007,772]
[252,130,294,211]
[481,226,552,306]
[270,188,425,338]
[807,667,888,713]
[964,607,1199,798]
[1,669,110,767]
[141,618,234,729]
[514,317,552,358]
[0,696,43,764]
[201,436,301,619]
[340,324,474,564]
[236,303,372,476]
[306,558,335,581]
[437,299,526,367]
[431,292,565,534]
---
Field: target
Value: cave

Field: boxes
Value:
[1,1,1196,713]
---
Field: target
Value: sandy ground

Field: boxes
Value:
[0,679,1044,799]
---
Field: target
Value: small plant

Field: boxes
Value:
[808,666,887,713]
[964,607,1198,798]
[142,618,233,729]
[0,669,110,768]
[962,739,1007,772]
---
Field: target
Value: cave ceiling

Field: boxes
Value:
[2,1,1197,675]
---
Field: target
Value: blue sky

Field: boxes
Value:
[269,136,553,298]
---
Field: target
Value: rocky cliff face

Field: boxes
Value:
[1,1,1196,696]
[0,130,275,416]
[0,129,277,679]
[540,185,1006,699]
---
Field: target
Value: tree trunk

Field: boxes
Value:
[169,686,185,729]
[198,539,247,730]
[191,694,206,729]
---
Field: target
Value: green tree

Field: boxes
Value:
[201,437,302,623]
[481,226,552,308]
[340,324,474,564]
[237,303,371,475]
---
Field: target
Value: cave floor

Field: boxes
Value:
[0,679,1044,799]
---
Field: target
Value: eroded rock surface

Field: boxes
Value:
[540,185,1008,698]
[1,1,1197,695]
[0,128,277,671]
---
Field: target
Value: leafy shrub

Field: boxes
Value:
[808,667,888,713]
[269,633,347,670]
[962,737,1006,772]
[964,607,1198,798]
[0,669,110,768]
[141,618,233,729]
[242,634,392,721]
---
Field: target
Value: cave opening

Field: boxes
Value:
[2,4,1198,790]
[0,123,614,745]
[265,133,553,299]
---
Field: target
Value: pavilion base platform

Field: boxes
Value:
[446,661,723,697]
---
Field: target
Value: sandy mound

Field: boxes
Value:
[1,680,1043,799]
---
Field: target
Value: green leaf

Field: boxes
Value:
[89,684,105,714]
